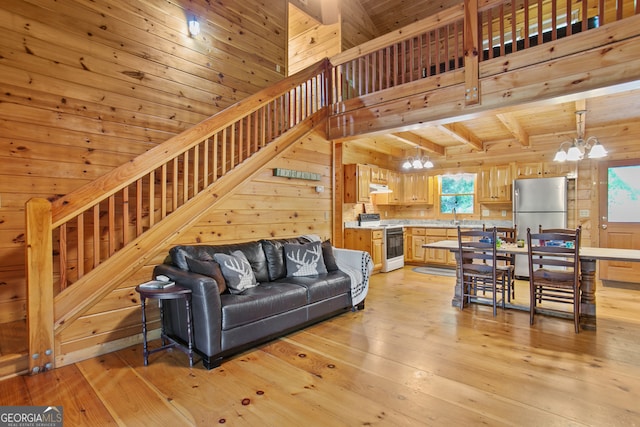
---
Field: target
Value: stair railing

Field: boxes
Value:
[26,59,330,297]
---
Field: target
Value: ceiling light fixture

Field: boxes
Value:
[402,147,434,170]
[553,110,607,162]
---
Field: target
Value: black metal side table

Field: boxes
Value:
[135,284,195,367]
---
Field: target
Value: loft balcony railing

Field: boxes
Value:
[23,0,639,373]
[330,0,639,102]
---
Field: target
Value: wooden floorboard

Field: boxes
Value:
[1,267,639,426]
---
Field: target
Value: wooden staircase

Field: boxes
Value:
[23,59,330,376]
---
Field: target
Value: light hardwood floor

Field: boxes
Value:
[1,267,639,426]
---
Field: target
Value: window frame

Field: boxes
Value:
[439,173,477,215]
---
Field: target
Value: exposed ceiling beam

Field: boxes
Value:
[437,123,483,151]
[496,112,530,147]
[390,132,446,155]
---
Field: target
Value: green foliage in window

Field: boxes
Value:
[608,165,640,222]
[440,174,476,214]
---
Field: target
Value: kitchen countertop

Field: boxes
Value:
[344,220,512,229]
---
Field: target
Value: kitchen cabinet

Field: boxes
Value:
[515,162,543,178]
[387,171,402,204]
[402,173,433,204]
[374,170,402,205]
[370,166,388,184]
[424,228,448,265]
[406,227,426,262]
[344,228,383,272]
[344,164,371,203]
[478,164,513,203]
[542,161,575,177]
[407,227,464,267]
[515,161,574,178]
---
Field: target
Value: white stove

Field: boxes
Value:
[358,214,404,272]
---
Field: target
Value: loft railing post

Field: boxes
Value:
[25,198,55,375]
[464,0,480,105]
[325,58,333,135]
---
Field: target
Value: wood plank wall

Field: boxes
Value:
[288,0,381,76]
[0,0,287,324]
[339,0,379,50]
[288,4,341,75]
[56,131,334,366]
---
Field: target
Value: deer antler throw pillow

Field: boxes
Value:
[213,250,258,294]
[284,241,327,277]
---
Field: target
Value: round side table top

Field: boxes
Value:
[135,284,191,299]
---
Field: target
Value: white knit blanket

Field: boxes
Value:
[333,248,372,306]
[301,235,373,307]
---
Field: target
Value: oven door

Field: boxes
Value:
[383,227,405,272]
[385,227,404,259]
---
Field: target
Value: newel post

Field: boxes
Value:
[464,0,480,105]
[25,198,55,374]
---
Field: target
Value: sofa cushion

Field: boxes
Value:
[185,257,227,294]
[260,237,307,281]
[213,251,258,294]
[276,270,351,304]
[169,241,269,283]
[284,241,328,277]
[321,240,339,272]
[220,283,308,330]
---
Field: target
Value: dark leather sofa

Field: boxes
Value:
[153,236,371,369]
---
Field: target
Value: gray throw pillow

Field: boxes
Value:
[185,257,227,294]
[284,241,328,277]
[213,251,258,294]
[321,240,339,272]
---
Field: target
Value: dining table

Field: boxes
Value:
[423,240,640,330]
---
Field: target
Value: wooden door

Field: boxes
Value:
[598,159,640,283]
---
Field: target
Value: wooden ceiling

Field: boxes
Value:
[346,87,640,166]
[339,0,640,167]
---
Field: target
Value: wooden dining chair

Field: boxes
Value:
[526,227,581,333]
[538,225,582,234]
[457,227,507,316]
[495,225,516,302]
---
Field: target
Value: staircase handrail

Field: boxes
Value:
[50,59,330,228]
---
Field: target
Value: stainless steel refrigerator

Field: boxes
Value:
[513,176,568,278]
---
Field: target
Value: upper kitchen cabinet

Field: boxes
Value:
[344,164,371,203]
[370,166,388,184]
[541,161,575,177]
[373,170,403,205]
[403,173,434,204]
[515,161,575,178]
[514,162,543,178]
[478,164,513,203]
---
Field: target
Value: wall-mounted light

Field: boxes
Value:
[188,18,200,37]
[553,110,607,162]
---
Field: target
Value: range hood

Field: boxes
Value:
[369,183,392,194]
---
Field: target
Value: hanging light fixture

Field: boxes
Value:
[553,110,608,162]
[402,147,434,170]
